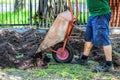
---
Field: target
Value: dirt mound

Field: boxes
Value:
[88,34,120,68]
[0,29,50,70]
[69,27,85,54]
[69,27,120,68]
[0,27,120,69]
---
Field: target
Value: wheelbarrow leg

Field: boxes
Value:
[62,23,74,53]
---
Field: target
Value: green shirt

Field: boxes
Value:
[87,0,111,16]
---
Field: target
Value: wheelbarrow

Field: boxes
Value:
[36,0,78,63]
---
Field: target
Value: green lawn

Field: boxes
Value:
[0,10,88,26]
[78,12,88,23]
[0,10,30,25]
[0,0,14,4]
[0,0,85,4]
[71,0,86,4]
[0,0,38,4]
[0,0,88,28]
[1,55,120,80]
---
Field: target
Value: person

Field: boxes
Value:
[72,0,114,72]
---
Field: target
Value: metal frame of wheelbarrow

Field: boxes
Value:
[36,0,78,63]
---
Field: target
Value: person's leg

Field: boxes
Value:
[75,42,93,64]
[103,45,112,61]
[102,45,113,69]
[83,42,93,56]
[94,45,114,72]
[73,17,93,64]
[82,16,93,58]
[92,13,114,72]
[71,17,93,64]
[79,42,93,61]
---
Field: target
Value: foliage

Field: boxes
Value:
[0,0,88,28]
[71,0,86,4]
[0,10,88,28]
[0,0,14,4]
[74,12,88,24]
[0,10,30,25]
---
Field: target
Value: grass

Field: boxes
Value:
[0,0,85,4]
[0,0,88,28]
[78,12,89,24]
[0,0,14,4]
[0,0,39,4]
[2,62,95,80]
[71,0,86,4]
[73,11,89,24]
[34,64,94,79]
[1,54,120,80]
[0,9,45,28]
[0,10,30,25]
[0,9,88,27]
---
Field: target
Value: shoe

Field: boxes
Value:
[93,63,114,72]
[71,57,88,65]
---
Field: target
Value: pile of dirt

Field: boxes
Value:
[69,27,120,68]
[69,27,85,54]
[89,34,120,68]
[0,29,50,70]
[0,27,120,70]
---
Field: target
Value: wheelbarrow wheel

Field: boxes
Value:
[52,42,73,63]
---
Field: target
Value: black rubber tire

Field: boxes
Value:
[52,42,73,63]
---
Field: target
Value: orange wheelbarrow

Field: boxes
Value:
[36,0,78,63]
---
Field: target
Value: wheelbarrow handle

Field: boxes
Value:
[68,0,78,21]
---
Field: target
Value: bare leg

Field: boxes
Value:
[73,41,93,64]
[83,42,93,56]
[103,45,112,61]
[94,45,113,72]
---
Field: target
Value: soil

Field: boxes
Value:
[0,29,50,70]
[0,27,120,70]
[70,27,120,69]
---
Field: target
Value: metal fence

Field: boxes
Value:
[0,0,88,28]
[0,0,119,28]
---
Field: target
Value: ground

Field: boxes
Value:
[0,28,120,80]
[0,59,120,80]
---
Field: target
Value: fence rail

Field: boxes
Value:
[0,0,120,28]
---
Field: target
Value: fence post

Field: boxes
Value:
[30,0,32,26]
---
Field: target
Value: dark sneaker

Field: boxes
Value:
[71,58,88,65]
[93,63,114,72]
